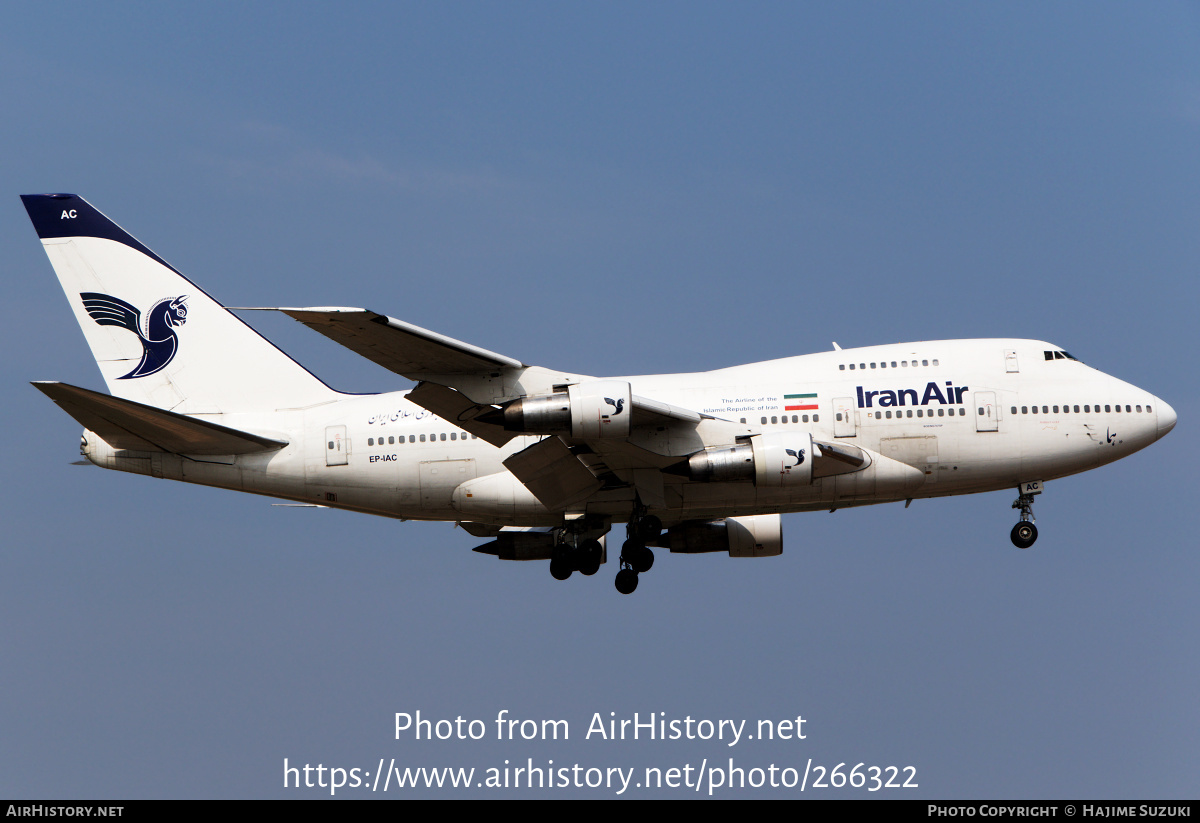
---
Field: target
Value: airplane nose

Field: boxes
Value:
[1156,399,1177,440]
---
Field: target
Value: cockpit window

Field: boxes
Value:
[1044,350,1081,362]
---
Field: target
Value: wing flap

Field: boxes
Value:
[405,382,516,447]
[33,382,287,455]
[271,307,524,377]
[502,436,603,511]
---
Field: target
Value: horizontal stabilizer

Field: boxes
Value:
[33,382,288,455]
[257,307,524,378]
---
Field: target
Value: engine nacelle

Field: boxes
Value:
[675,431,814,486]
[656,514,782,557]
[750,431,813,487]
[473,531,610,562]
[500,380,632,439]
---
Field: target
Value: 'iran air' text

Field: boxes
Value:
[856,381,969,408]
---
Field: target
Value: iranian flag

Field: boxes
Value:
[784,393,818,411]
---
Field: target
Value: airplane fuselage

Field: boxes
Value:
[81,338,1168,526]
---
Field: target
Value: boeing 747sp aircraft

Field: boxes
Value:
[22,194,1178,594]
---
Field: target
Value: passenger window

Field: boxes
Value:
[850,364,856,370]
[441,433,447,441]
[813,414,819,422]
[840,364,846,370]
[368,438,374,446]
[906,410,913,418]
[802,415,809,423]
[420,434,426,442]
[1105,405,1111,413]
[1136,405,1142,413]
[922,359,928,366]
[791,415,798,423]
[938,408,945,417]
[870,362,876,369]
[1011,407,1017,415]
[932,359,939,366]
[875,411,881,419]
[740,418,746,424]
[1053,406,1059,413]
[886,410,892,418]
[1073,406,1079,413]
[450,432,457,440]
[917,409,924,417]
[761,417,768,424]
[410,435,416,443]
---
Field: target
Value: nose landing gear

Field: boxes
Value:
[1010,481,1042,549]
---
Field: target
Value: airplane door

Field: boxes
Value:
[833,397,856,437]
[974,392,999,432]
[325,425,349,466]
[1005,350,1019,373]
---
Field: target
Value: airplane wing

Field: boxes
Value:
[33,382,288,455]
[263,307,524,378]
[263,305,751,512]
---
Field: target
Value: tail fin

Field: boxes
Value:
[21,194,339,413]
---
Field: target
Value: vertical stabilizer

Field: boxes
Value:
[21,194,340,414]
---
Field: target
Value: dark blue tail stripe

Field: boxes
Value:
[20,194,179,273]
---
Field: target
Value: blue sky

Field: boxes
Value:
[2,3,1197,798]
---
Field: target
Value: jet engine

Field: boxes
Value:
[672,431,860,486]
[494,380,632,439]
[654,514,782,557]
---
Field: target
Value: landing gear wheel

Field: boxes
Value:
[632,546,654,573]
[614,568,639,594]
[577,539,602,576]
[622,539,655,573]
[1010,521,1038,549]
[549,553,574,580]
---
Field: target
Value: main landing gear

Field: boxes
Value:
[548,519,605,581]
[615,514,661,595]
[1010,482,1042,549]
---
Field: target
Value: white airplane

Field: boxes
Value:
[22,194,1178,594]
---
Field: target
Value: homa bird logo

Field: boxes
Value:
[604,397,625,415]
[80,292,188,379]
